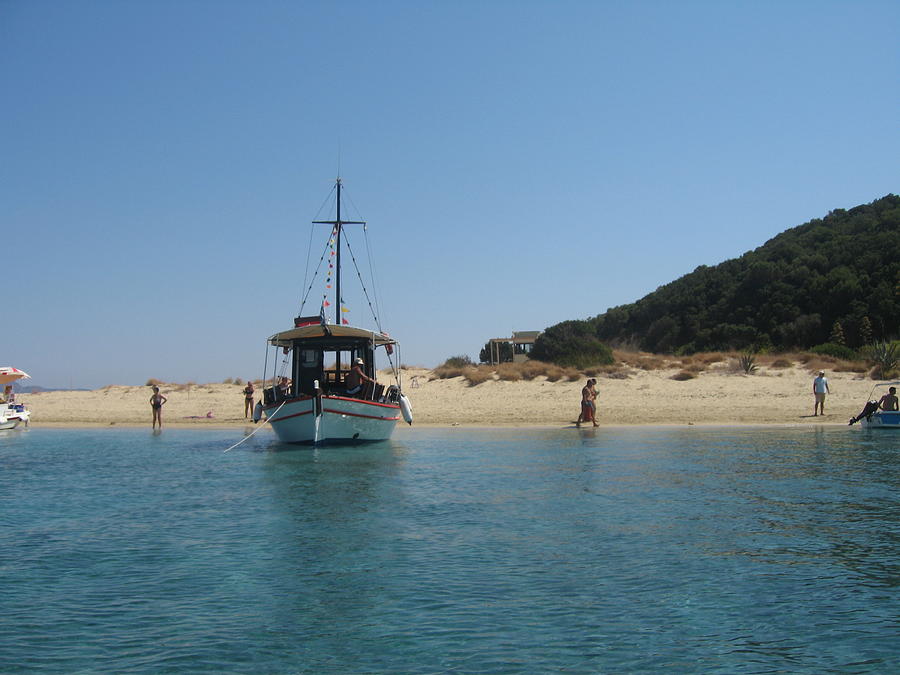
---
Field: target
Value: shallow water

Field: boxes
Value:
[1,426,898,674]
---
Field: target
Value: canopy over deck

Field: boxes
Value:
[268,323,396,348]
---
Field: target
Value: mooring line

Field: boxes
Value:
[223,401,286,453]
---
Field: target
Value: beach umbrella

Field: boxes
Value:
[0,367,30,385]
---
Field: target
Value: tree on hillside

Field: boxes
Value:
[530,320,613,369]
[479,341,512,364]
[830,321,846,346]
[548,194,900,354]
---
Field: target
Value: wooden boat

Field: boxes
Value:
[258,178,411,444]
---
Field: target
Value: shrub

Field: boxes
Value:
[614,352,666,370]
[869,341,899,380]
[637,356,668,370]
[530,320,614,369]
[544,366,569,382]
[832,360,868,373]
[441,355,475,369]
[585,364,629,378]
[145,378,163,386]
[811,342,858,361]
[433,365,467,379]
[671,370,696,381]
[222,377,234,385]
[464,367,494,386]
[496,364,523,382]
[804,357,836,374]
[738,351,758,374]
[770,359,793,369]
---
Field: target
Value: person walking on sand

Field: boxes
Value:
[150,386,167,429]
[577,378,598,427]
[243,380,255,418]
[812,370,830,416]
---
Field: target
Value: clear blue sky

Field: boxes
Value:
[2,0,898,389]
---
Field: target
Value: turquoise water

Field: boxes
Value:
[1,426,897,674]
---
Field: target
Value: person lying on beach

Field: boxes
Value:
[183,411,214,419]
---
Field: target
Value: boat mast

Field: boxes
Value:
[335,178,342,325]
[313,177,364,325]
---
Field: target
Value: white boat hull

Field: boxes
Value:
[264,395,400,444]
[0,405,29,430]
[860,410,900,429]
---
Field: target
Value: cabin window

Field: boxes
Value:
[300,349,318,368]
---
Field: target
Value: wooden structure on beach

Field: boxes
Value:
[486,330,541,365]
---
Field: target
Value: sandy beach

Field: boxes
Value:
[16,362,883,429]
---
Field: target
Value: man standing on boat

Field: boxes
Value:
[812,370,830,416]
[346,358,375,399]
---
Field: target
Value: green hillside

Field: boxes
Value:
[533,194,900,360]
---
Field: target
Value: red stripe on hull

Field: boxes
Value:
[321,407,400,422]
[267,398,400,425]
[269,409,314,424]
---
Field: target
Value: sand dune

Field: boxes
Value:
[17,364,881,428]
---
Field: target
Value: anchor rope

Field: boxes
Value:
[223,400,287,453]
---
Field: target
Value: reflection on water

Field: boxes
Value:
[0,426,897,674]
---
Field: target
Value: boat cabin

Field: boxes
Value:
[263,318,397,405]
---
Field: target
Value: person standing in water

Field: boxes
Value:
[150,386,167,429]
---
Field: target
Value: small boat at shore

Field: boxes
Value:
[0,404,30,430]
[258,178,412,445]
[848,381,900,429]
[1,367,31,430]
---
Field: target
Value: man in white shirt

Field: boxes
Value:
[813,370,830,416]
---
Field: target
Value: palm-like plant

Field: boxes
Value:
[739,350,758,375]
[869,341,899,379]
